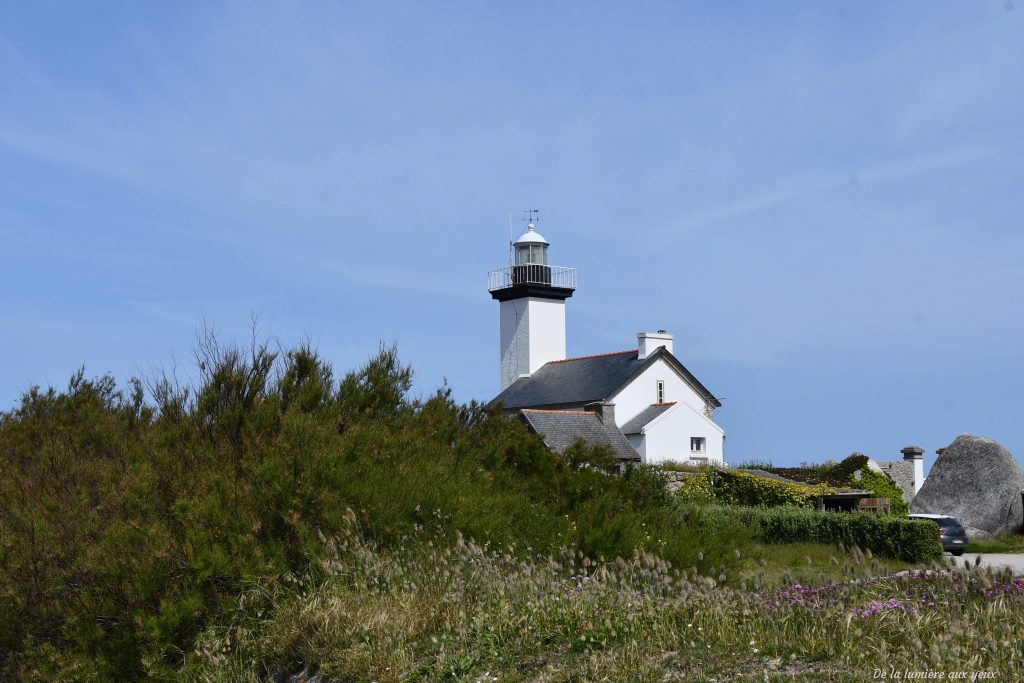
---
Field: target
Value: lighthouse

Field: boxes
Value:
[487,217,577,391]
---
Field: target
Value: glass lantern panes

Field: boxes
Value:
[516,244,548,265]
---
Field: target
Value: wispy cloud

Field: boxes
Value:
[124,297,263,328]
[649,146,994,241]
[297,255,480,302]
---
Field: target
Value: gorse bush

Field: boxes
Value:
[0,334,747,680]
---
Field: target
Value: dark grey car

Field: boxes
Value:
[909,514,969,556]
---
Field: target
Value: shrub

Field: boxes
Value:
[714,470,831,508]
[855,468,910,516]
[0,335,751,678]
[673,472,715,503]
[770,453,870,487]
[672,469,829,509]
[682,504,943,563]
[763,454,910,515]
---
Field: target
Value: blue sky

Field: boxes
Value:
[2,1,1022,470]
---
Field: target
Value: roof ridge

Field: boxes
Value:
[549,349,636,364]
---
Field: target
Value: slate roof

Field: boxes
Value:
[491,347,720,410]
[621,402,676,435]
[875,460,916,503]
[520,409,639,462]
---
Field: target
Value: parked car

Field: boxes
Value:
[909,514,969,556]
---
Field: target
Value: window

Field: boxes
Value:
[690,437,706,453]
[531,244,548,264]
[516,244,548,265]
[656,380,665,404]
[516,245,530,265]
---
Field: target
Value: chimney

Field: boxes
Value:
[901,446,925,494]
[584,401,615,425]
[637,330,673,360]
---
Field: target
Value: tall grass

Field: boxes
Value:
[184,510,1024,682]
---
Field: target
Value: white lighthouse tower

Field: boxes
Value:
[487,215,577,390]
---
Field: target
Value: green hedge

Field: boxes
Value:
[680,504,943,563]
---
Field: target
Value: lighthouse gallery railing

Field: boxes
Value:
[487,265,577,292]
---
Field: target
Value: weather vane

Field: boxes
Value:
[522,207,540,225]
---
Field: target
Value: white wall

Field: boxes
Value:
[640,402,725,466]
[610,357,708,429]
[526,298,566,373]
[499,297,566,390]
[911,457,925,494]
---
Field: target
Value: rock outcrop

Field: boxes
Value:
[910,435,1024,537]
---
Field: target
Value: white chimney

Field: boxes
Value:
[902,446,925,494]
[637,330,673,360]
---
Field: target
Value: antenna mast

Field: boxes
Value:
[507,209,513,266]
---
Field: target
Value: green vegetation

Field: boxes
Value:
[757,454,910,516]
[770,455,869,487]
[676,469,833,508]
[855,467,910,516]
[183,512,1022,681]
[0,337,752,679]
[680,505,942,563]
[0,334,995,680]
[738,541,911,587]
[968,533,1024,554]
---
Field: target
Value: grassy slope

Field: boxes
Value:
[183,517,1022,682]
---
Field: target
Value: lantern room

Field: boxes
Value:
[514,224,549,265]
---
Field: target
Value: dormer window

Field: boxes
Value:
[656,380,665,404]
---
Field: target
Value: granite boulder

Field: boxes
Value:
[910,435,1024,538]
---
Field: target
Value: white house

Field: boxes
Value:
[487,221,725,467]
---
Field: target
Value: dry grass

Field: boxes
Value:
[184,512,1024,682]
